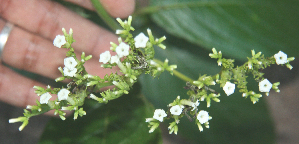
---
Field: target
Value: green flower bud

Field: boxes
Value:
[55,77,65,82]
[85,55,92,61]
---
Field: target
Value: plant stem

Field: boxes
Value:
[96,82,113,90]
[173,70,194,83]
[90,0,120,31]
[153,59,194,82]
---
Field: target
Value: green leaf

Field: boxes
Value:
[147,0,299,61]
[139,29,274,143]
[39,83,162,144]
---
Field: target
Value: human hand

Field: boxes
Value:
[0,0,135,111]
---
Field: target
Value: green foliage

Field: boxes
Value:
[148,0,299,61]
[39,84,162,144]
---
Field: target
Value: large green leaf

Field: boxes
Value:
[39,83,162,144]
[139,27,274,143]
[148,0,299,61]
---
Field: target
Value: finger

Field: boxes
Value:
[0,64,46,108]
[0,20,115,79]
[0,0,119,78]
[0,0,117,55]
[65,0,135,18]
[0,65,72,116]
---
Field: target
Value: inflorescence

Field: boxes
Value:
[9,16,294,135]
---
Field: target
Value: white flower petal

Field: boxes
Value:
[170,105,184,115]
[63,67,77,77]
[64,57,77,69]
[57,88,70,101]
[274,51,288,65]
[53,35,66,48]
[153,109,167,122]
[191,100,200,111]
[110,55,120,64]
[99,51,111,64]
[223,81,235,96]
[197,110,209,124]
[259,79,272,92]
[134,32,149,48]
[115,42,129,58]
[40,92,52,104]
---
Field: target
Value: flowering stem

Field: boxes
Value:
[96,82,113,89]
[173,70,194,83]
[90,0,120,31]
[153,59,194,82]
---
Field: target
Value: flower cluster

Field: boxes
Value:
[210,48,295,103]
[146,95,211,134]
[62,57,78,77]
[9,16,174,131]
[146,48,294,135]
[9,16,295,137]
[94,16,175,104]
[9,28,91,130]
[209,48,294,104]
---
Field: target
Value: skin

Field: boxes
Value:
[0,0,135,114]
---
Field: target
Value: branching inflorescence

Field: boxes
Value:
[146,48,294,135]
[9,16,295,135]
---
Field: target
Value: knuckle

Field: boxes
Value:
[20,36,40,71]
[36,2,61,38]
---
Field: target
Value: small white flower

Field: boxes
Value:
[9,117,23,123]
[89,94,98,100]
[223,81,235,96]
[64,57,77,70]
[40,92,52,104]
[197,110,209,124]
[57,88,70,101]
[115,29,124,34]
[63,67,77,77]
[110,55,120,64]
[134,32,149,48]
[26,105,33,109]
[69,28,73,35]
[145,118,154,123]
[53,35,66,48]
[218,61,222,66]
[274,51,288,65]
[248,62,252,69]
[112,81,119,86]
[170,105,184,115]
[211,81,216,85]
[191,100,200,111]
[115,42,129,58]
[259,79,272,92]
[61,107,69,110]
[150,60,157,66]
[153,109,167,122]
[99,51,111,64]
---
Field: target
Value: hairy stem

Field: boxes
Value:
[153,58,194,82]
[90,0,120,31]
